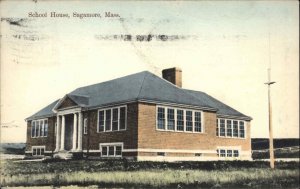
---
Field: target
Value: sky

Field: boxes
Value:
[0,1,299,143]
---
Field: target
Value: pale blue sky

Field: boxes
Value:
[1,1,298,142]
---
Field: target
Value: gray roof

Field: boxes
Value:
[184,89,251,119]
[27,71,251,120]
[27,99,59,120]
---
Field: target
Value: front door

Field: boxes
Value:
[64,114,74,151]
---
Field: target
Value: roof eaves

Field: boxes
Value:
[138,99,218,112]
[25,113,56,121]
[217,114,252,121]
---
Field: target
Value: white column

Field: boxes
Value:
[72,113,78,151]
[77,112,83,151]
[55,116,61,152]
[60,115,65,151]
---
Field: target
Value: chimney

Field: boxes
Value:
[162,67,182,87]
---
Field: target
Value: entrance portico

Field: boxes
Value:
[54,108,83,152]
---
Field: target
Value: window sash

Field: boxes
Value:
[185,111,193,131]
[112,108,119,131]
[84,118,88,134]
[157,107,203,133]
[194,112,201,132]
[32,147,45,156]
[218,149,239,158]
[167,108,175,130]
[98,106,126,132]
[217,118,246,139]
[176,109,184,131]
[157,107,165,130]
[226,120,232,137]
[44,120,48,137]
[101,145,122,157]
[119,107,126,130]
[233,121,239,137]
[239,121,245,138]
[219,119,226,136]
[98,111,105,132]
[105,109,112,131]
[31,119,48,138]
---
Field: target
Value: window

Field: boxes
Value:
[157,152,166,156]
[84,118,88,134]
[239,121,245,138]
[98,106,127,132]
[233,121,238,137]
[44,120,48,137]
[119,107,126,130]
[101,144,122,157]
[105,109,111,131]
[36,121,40,137]
[98,111,104,132]
[167,108,175,130]
[115,146,122,156]
[108,146,114,156]
[220,149,226,157]
[40,120,44,137]
[102,146,108,156]
[217,148,240,158]
[157,106,204,133]
[186,111,193,131]
[194,112,202,132]
[33,148,37,155]
[216,119,219,136]
[216,118,246,139]
[157,107,165,130]
[31,121,36,137]
[112,108,119,131]
[226,120,232,137]
[31,119,48,138]
[32,146,45,156]
[219,119,225,136]
[227,150,233,157]
[233,150,239,157]
[195,153,202,157]
[176,109,184,131]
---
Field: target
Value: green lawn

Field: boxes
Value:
[1,160,299,188]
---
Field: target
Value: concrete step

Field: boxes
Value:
[54,151,73,160]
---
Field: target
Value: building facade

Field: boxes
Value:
[25,68,252,161]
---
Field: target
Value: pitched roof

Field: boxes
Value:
[27,99,59,120]
[184,89,251,120]
[26,71,251,120]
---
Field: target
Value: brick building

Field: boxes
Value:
[25,68,252,161]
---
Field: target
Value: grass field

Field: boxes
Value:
[1,159,299,188]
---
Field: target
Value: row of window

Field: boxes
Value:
[32,146,45,156]
[31,119,48,138]
[217,149,239,157]
[101,145,122,157]
[31,107,246,139]
[97,106,126,132]
[216,119,245,138]
[157,107,203,133]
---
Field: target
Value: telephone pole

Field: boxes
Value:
[265,69,276,168]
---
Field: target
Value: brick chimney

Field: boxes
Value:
[162,67,182,87]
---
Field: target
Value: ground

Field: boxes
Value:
[1,159,299,188]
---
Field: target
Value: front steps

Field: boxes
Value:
[54,151,73,160]
[53,150,84,160]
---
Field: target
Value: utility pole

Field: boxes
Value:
[265,68,275,168]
